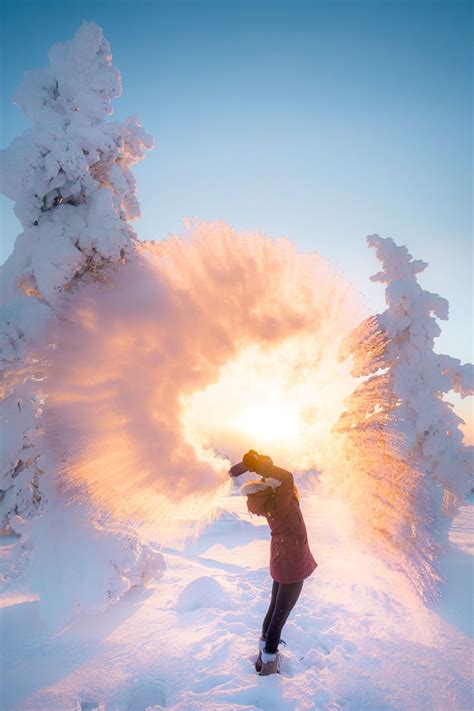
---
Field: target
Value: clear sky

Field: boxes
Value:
[1,0,472,371]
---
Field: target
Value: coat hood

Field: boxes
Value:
[239,477,281,496]
[240,477,281,516]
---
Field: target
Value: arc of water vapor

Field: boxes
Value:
[38,220,366,530]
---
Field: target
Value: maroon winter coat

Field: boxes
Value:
[245,461,318,584]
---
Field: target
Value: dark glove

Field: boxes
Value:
[228,450,258,478]
[228,450,273,477]
[242,449,260,472]
[242,450,273,473]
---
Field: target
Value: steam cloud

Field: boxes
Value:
[39,220,366,524]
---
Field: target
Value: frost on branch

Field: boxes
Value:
[0,22,159,626]
[336,235,473,599]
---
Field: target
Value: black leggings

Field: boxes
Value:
[261,579,304,654]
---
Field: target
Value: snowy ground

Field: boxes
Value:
[1,490,472,711]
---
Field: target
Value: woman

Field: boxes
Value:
[229,449,318,676]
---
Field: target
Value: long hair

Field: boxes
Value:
[293,483,300,503]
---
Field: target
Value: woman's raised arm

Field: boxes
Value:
[253,459,294,516]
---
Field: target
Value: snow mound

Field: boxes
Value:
[25,494,167,629]
[175,575,232,612]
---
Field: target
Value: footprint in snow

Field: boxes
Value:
[299,647,329,671]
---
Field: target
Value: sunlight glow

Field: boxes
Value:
[180,336,359,473]
[235,403,301,444]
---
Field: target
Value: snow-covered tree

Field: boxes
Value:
[0,22,163,626]
[335,235,473,598]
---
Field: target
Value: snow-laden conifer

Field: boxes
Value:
[0,22,162,626]
[336,235,473,597]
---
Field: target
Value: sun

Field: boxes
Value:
[180,338,357,473]
[235,404,301,444]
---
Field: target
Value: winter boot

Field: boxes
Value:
[255,636,266,672]
[259,648,281,676]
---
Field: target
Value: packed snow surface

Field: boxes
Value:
[1,489,472,710]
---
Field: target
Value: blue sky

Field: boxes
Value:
[1,0,472,371]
